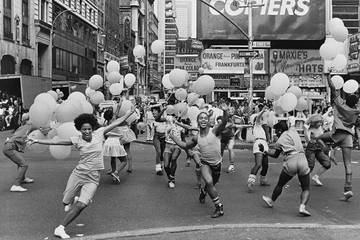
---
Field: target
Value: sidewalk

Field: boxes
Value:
[134,134,254,150]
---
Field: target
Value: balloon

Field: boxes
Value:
[193,75,215,96]
[56,122,80,139]
[187,92,199,106]
[328,18,345,36]
[85,87,96,97]
[55,101,79,123]
[264,86,275,100]
[68,91,86,102]
[287,86,302,99]
[166,105,175,115]
[34,93,57,112]
[109,83,123,96]
[273,99,285,115]
[29,102,52,128]
[187,106,200,122]
[118,100,133,117]
[89,75,103,90]
[107,71,122,84]
[270,73,289,96]
[280,92,297,112]
[195,98,205,109]
[198,67,205,74]
[334,41,346,55]
[343,80,359,94]
[175,88,187,101]
[331,75,344,90]
[319,40,338,60]
[28,130,49,153]
[90,91,105,105]
[107,60,120,73]
[133,45,146,57]
[151,40,165,54]
[295,97,308,111]
[174,102,188,117]
[169,69,189,87]
[162,74,174,89]
[332,54,347,70]
[332,25,348,42]
[137,122,146,131]
[266,111,276,128]
[124,73,136,87]
[81,101,93,114]
[47,90,58,101]
[49,137,71,160]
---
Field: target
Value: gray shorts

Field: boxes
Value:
[63,170,100,205]
[332,130,353,148]
[283,153,310,177]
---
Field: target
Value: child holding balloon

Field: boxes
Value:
[27,107,135,239]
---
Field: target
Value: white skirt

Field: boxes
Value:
[103,137,127,157]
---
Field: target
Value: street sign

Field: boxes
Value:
[238,50,259,58]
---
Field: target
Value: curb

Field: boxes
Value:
[73,223,360,240]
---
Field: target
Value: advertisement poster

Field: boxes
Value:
[348,33,360,73]
[197,0,326,40]
[201,49,267,74]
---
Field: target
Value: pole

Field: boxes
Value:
[248,1,254,109]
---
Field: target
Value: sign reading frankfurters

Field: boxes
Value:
[197,0,325,40]
[201,49,266,74]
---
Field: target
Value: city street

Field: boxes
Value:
[2,131,360,240]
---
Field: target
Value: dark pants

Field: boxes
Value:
[153,133,166,164]
[305,141,331,172]
[3,142,28,186]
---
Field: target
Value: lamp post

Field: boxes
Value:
[198,0,263,108]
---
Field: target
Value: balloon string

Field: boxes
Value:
[165,92,174,103]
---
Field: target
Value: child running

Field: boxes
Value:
[169,104,228,218]
[261,117,311,217]
[28,107,135,239]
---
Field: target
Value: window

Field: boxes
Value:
[22,0,29,17]
[79,0,83,14]
[40,0,46,21]
[22,0,29,45]
[56,49,61,69]
[4,0,11,9]
[84,4,87,18]
[22,24,29,44]
[89,8,92,21]
[72,54,79,73]
[3,0,12,39]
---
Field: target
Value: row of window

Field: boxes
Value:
[57,0,97,25]
[54,48,92,76]
[3,0,30,45]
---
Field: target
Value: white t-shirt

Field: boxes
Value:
[70,127,105,172]
[253,124,266,140]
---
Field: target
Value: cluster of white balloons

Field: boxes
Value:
[29,91,95,159]
[105,61,136,96]
[265,72,308,115]
[151,40,165,55]
[319,18,349,71]
[331,75,358,94]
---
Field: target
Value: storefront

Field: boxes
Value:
[200,48,269,101]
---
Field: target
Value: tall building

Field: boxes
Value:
[104,0,120,69]
[332,0,360,34]
[51,0,99,95]
[175,0,195,38]
[94,0,105,76]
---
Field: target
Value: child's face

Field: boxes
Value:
[217,119,222,125]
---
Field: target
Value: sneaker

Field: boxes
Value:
[54,225,70,239]
[312,175,323,186]
[227,164,235,173]
[168,181,175,189]
[22,178,34,184]
[247,181,255,192]
[199,188,207,204]
[299,204,311,216]
[111,172,120,183]
[185,159,191,167]
[211,204,224,218]
[10,185,27,192]
[262,195,273,208]
[341,191,354,201]
[156,164,163,176]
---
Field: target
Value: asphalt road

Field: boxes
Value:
[1,131,360,240]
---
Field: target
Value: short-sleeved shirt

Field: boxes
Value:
[165,117,184,144]
[70,127,105,172]
[7,122,34,152]
[333,96,360,135]
[275,127,304,154]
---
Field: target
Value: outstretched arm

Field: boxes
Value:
[265,148,282,158]
[103,107,135,135]
[175,121,199,131]
[170,132,197,150]
[326,74,340,101]
[213,105,229,136]
[27,137,72,146]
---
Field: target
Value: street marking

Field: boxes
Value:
[74,223,360,240]
[76,223,85,227]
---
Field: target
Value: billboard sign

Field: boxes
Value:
[348,33,360,73]
[174,56,201,73]
[201,48,267,74]
[197,0,326,40]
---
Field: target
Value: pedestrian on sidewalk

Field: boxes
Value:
[27,108,135,239]
[262,118,312,217]
[2,113,40,192]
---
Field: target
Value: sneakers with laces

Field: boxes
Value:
[10,185,27,192]
[227,164,235,173]
[299,204,311,217]
[211,204,224,218]
[22,178,34,184]
[155,164,163,176]
[312,175,323,186]
[341,191,354,201]
[54,225,70,239]
[262,195,273,208]
[199,188,207,204]
[168,181,175,189]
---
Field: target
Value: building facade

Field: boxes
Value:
[163,0,178,75]
[94,0,105,77]
[332,0,360,34]
[51,0,99,95]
